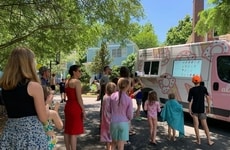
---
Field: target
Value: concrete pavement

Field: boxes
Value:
[52,94,230,150]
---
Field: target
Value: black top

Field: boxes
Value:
[187,85,209,113]
[59,82,65,91]
[2,81,37,118]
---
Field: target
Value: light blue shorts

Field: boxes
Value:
[110,122,129,141]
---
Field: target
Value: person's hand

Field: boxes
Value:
[206,107,211,114]
[82,110,86,120]
[130,94,134,98]
[46,94,54,105]
[50,90,55,95]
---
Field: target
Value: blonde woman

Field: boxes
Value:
[0,47,51,149]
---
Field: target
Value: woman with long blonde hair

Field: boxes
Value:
[0,47,51,149]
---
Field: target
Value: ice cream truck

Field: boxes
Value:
[136,40,230,122]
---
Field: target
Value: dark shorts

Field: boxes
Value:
[136,99,142,105]
[60,89,65,93]
[192,113,207,120]
[51,85,56,91]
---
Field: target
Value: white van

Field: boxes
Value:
[136,40,230,122]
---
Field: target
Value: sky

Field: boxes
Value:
[140,0,208,43]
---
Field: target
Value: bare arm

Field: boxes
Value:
[126,98,133,120]
[132,89,141,97]
[157,102,161,112]
[139,79,144,88]
[144,100,148,111]
[28,82,48,124]
[49,110,63,130]
[206,95,211,113]
[75,80,86,118]
[189,99,193,116]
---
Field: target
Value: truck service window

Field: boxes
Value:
[172,60,202,77]
[144,61,159,75]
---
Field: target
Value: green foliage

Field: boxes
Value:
[195,0,230,35]
[122,53,136,74]
[90,42,112,74]
[81,83,91,94]
[74,50,91,85]
[130,23,158,49]
[165,15,192,45]
[79,66,91,85]
[110,65,120,81]
[0,0,144,67]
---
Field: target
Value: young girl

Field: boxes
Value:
[109,78,133,150]
[43,86,63,150]
[100,82,117,150]
[144,90,161,145]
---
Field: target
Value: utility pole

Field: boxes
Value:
[192,0,204,42]
[49,52,60,74]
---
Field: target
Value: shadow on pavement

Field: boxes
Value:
[55,101,229,150]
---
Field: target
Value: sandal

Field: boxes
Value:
[149,141,157,146]
[126,140,131,145]
[208,141,214,146]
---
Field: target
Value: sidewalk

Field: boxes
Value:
[53,95,230,150]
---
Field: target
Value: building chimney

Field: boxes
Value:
[192,0,204,42]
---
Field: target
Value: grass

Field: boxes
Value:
[82,92,97,98]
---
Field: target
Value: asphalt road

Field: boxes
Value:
[53,95,230,150]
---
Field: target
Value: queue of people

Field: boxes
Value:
[98,66,214,149]
[0,47,214,149]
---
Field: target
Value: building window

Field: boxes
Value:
[112,48,127,57]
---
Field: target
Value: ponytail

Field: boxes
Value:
[118,90,122,106]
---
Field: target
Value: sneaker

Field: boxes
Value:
[135,117,142,121]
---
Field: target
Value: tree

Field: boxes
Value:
[90,42,112,74]
[109,65,120,82]
[130,23,158,49]
[195,0,230,36]
[0,0,144,68]
[165,15,192,46]
[122,53,136,74]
